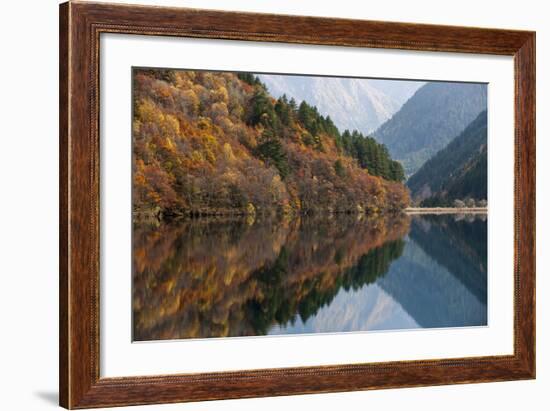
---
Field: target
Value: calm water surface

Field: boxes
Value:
[132,213,487,341]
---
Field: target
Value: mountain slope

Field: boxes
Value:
[258,74,423,134]
[373,82,487,175]
[132,69,409,218]
[407,111,488,204]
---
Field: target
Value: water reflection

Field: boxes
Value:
[133,213,487,341]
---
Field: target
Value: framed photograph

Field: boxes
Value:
[59,1,535,408]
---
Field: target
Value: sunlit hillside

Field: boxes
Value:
[132,69,409,219]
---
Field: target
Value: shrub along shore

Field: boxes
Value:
[405,207,488,214]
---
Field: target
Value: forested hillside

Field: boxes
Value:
[132,69,408,218]
[407,111,488,206]
[373,82,487,175]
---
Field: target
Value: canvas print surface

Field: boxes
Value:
[132,68,488,341]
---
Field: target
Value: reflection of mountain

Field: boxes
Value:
[133,213,488,341]
[377,215,487,328]
[410,215,487,303]
[133,214,410,341]
[269,283,418,335]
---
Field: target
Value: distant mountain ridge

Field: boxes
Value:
[258,74,423,134]
[407,111,488,205]
[373,82,487,175]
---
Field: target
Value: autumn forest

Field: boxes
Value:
[132,69,409,219]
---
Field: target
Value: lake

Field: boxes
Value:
[132,213,487,341]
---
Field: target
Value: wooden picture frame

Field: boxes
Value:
[59,1,535,408]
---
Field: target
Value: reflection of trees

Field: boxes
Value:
[133,214,409,341]
[245,238,405,335]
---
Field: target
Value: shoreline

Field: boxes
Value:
[134,206,488,221]
[405,207,488,215]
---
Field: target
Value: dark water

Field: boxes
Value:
[132,213,487,341]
